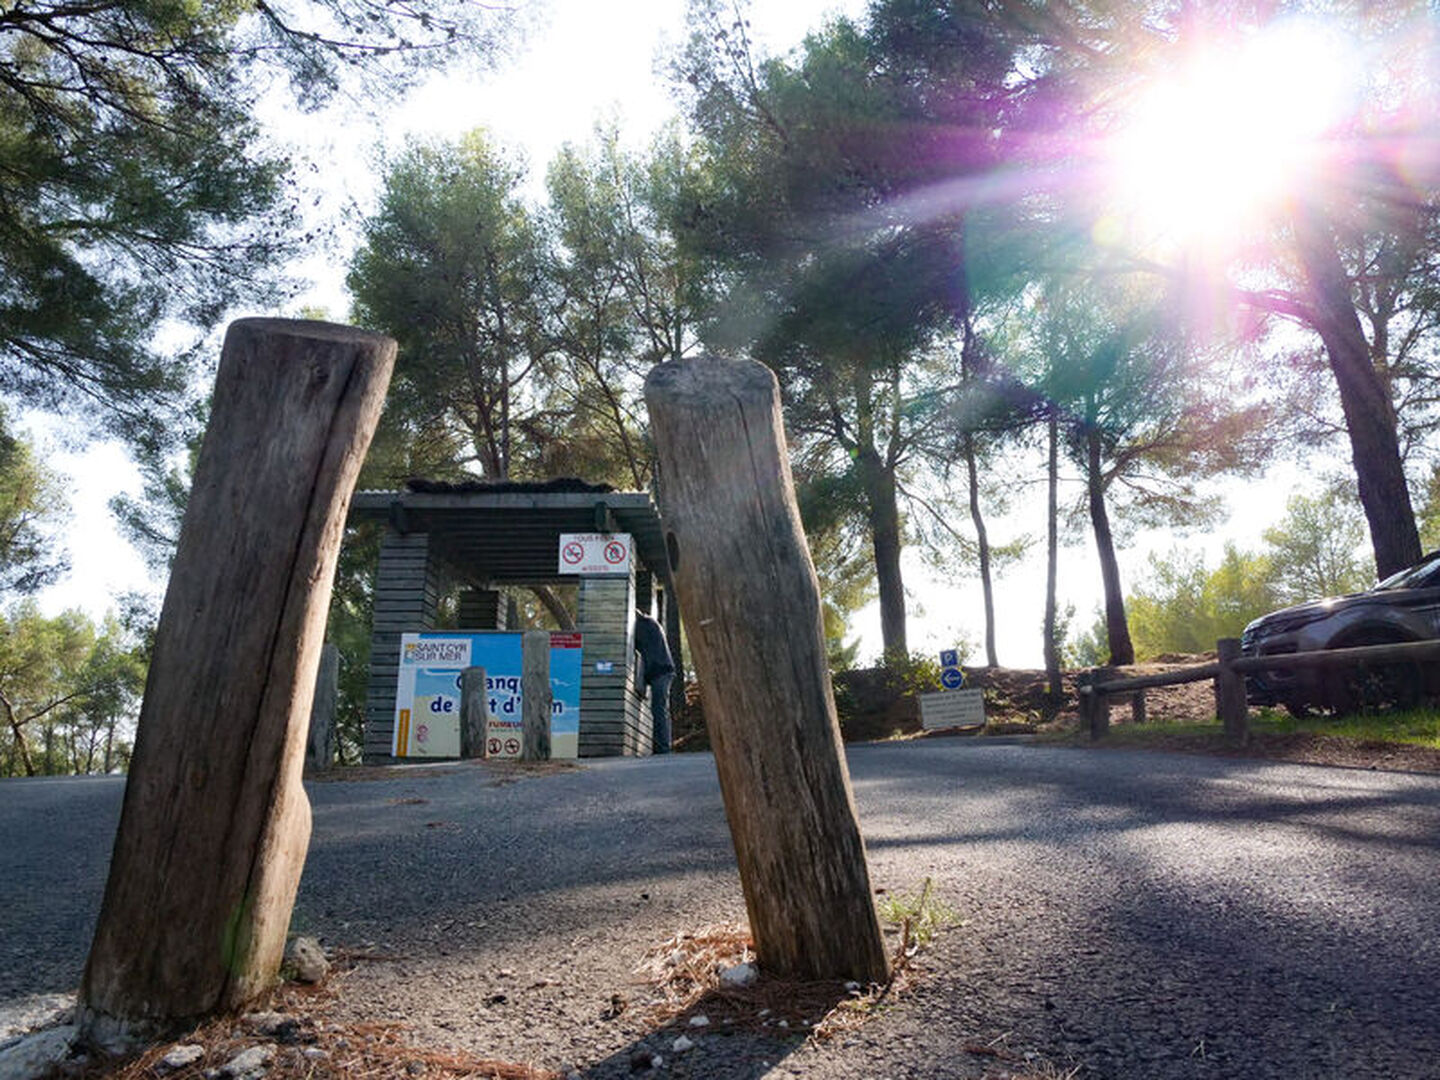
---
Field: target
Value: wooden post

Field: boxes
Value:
[460,666,488,759]
[1077,672,1094,734]
[645,356,890,985]
[1216,638,1249,744]
[1130,689,1147,725]
[307,642,339,771]
[79,319,394,1045]
[521,631,552,761]
[1079,671,1110,740]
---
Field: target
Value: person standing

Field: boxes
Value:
[633,609,676,754]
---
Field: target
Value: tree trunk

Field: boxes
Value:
[1043,413,1062,698]
[6,712,34,777]
[855,446,907,661]
[530,584,576,630]
[645,355,890,985]
[79,319,394,1045]
[1087,426,1134,666]
[964,433,998,667]
[1293,206,1421,579]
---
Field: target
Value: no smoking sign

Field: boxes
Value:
[557,532,633,575]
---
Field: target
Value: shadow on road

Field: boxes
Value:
[5,744,1440,1079]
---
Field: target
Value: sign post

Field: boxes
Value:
[926,646,984,730]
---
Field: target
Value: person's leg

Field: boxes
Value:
[651,672,674,753]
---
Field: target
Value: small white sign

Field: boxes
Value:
[558,532,633,575]
[919,689,986,730]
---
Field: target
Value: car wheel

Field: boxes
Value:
[1282,699,1317,720]
[1324,648,1423,715]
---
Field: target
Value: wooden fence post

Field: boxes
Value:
[1216,638,1249,744]
[1130,690,1147,726]
[521,631,552,761]
[78,319,394,1046]
[1079,670,1111,740]
[645,356,890,985]
[460,666,488,759]
[1077,672,1094,735]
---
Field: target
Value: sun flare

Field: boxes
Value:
[1101,19,1359,253]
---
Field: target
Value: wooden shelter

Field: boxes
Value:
[348,480,677,761]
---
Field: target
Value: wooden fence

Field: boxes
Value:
[1077,637,1440,743]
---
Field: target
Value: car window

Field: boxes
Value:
[1376,553,1440,590]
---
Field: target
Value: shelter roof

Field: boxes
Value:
[349,479,669,587]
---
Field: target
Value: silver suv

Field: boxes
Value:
[1240,551,1440,715]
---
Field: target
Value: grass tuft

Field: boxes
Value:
[876,876,961,952]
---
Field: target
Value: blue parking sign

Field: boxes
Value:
[939,648,959,669]
[940,667,964,690]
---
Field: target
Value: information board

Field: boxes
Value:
[919,688,986,730]
[393,631,582,759]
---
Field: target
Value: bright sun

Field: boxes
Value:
[1100,18,1358,253]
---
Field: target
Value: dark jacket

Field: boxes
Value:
[633,611,675,683]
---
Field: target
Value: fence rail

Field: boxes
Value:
[1076,637,1440,743]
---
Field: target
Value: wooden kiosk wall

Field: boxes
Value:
[358,507,663,762]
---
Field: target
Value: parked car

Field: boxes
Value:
[1240,550,1440,716]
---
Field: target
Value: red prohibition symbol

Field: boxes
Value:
[604,540,627,564]
[562,541,585,565]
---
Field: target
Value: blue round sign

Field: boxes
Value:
[940,667,964,690]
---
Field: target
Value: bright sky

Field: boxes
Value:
[30,0,1342,669]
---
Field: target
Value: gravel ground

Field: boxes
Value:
[3,742,1440,1078]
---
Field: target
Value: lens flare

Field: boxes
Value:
[1103,18,1359,253]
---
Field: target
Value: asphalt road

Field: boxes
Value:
[2,741,1438,1078]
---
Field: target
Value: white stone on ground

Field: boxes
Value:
[283,936,329,984]
[718,962,758,988]
[220,1044,273,1078]
[159,1044,205,1071]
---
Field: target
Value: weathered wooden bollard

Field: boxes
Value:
[79,319,394,1046]
[521,630,552,761]
[460,666,489,759]
[645,356,890,984]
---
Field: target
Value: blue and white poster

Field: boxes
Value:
[393,631,582,759]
